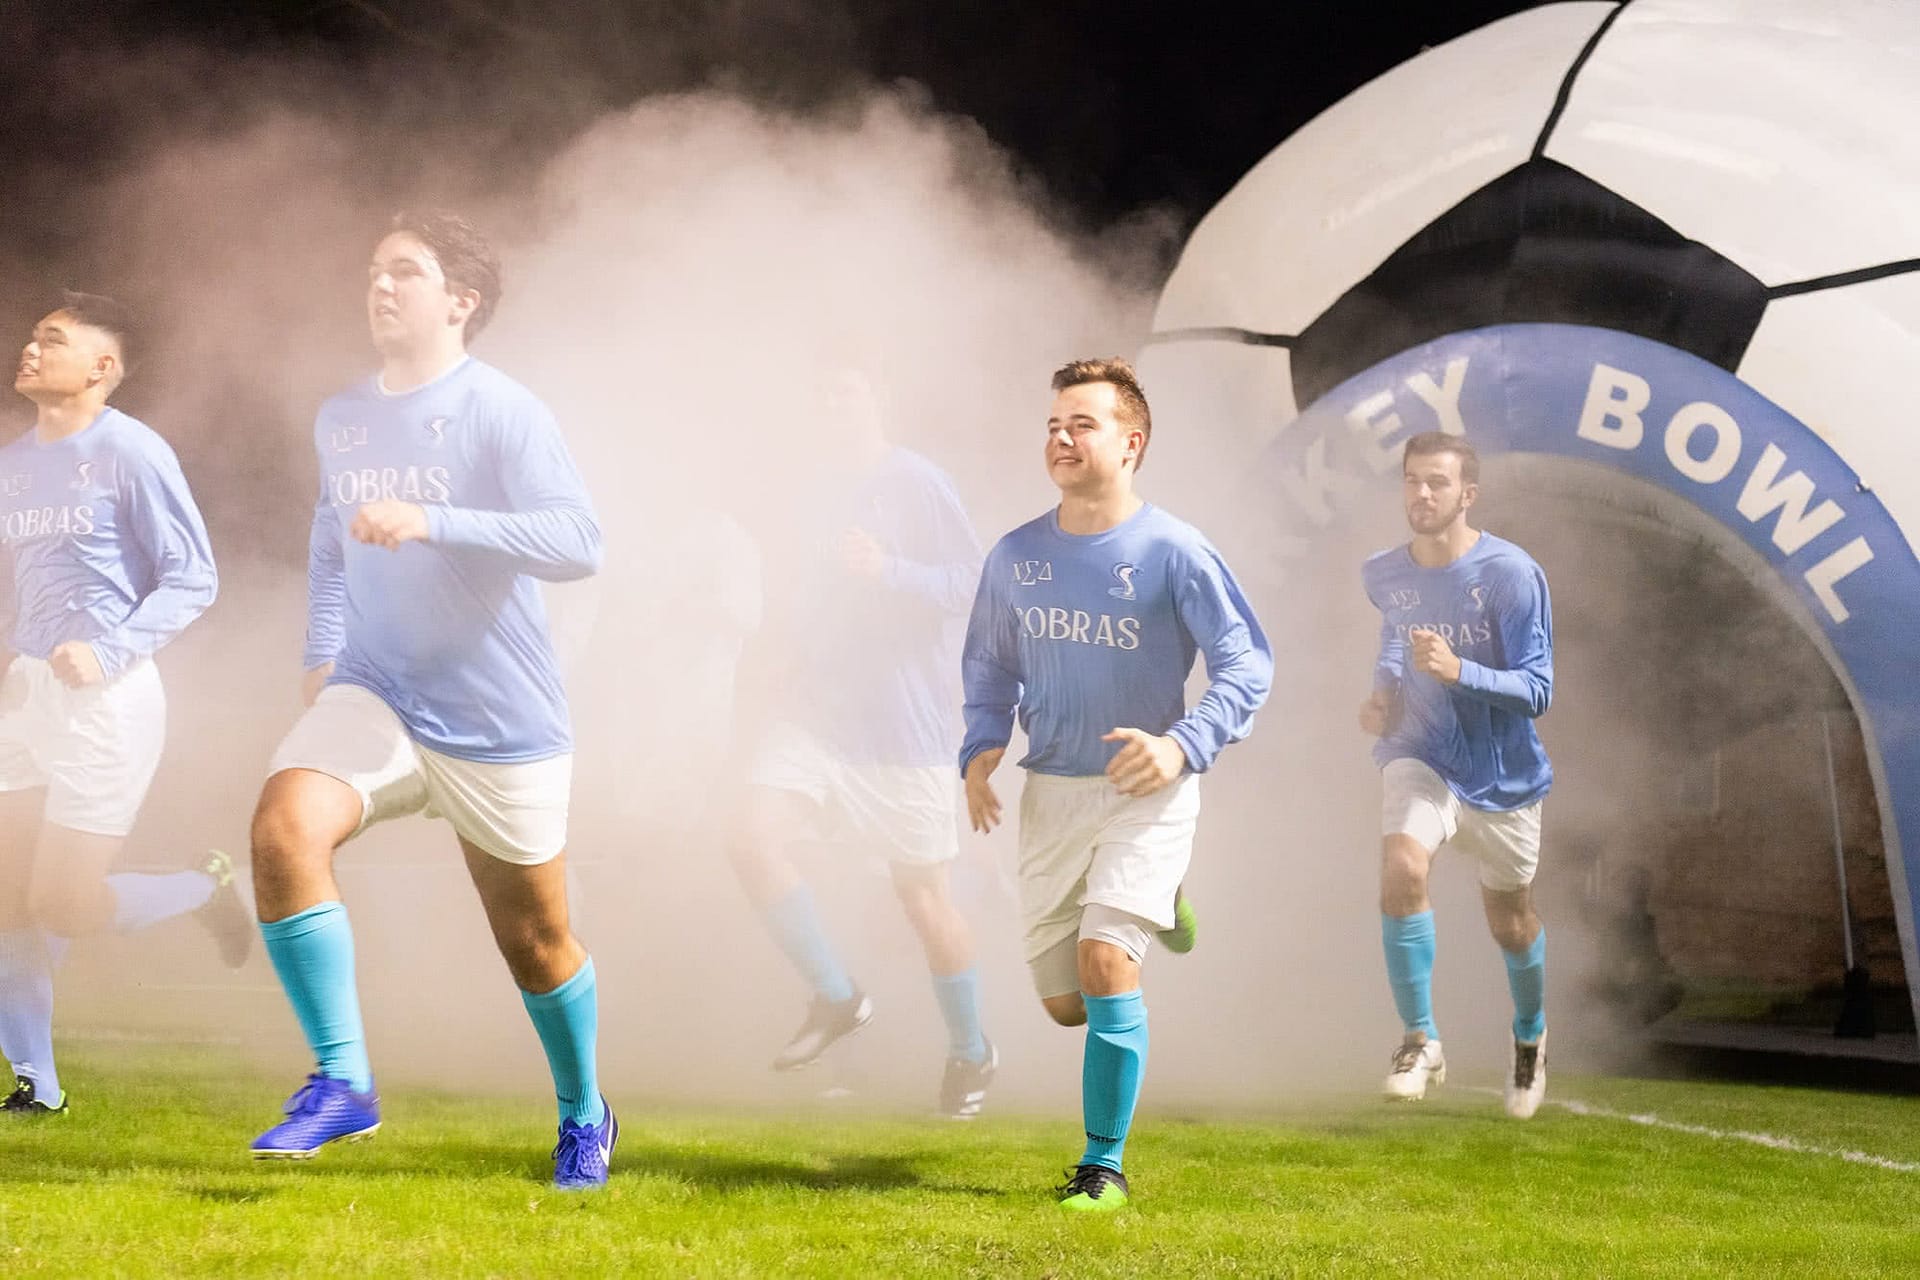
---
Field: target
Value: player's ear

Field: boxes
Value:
[447,286,480,329]
[1461,480,1479,509]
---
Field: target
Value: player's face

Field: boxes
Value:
[1402,450,1475,535]
[15,311,114,402]
[367,232,473,354]
[1045,382,1141,494]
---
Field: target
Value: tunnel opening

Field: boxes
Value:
[1475,455,1912,1053]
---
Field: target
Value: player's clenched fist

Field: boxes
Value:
[350,499,430,550]
[49,640,104,689]
[964,746,1005,833]
[1409,626,1462,684]
[1102,727,1186,797]
[1358,690,1390,736]
[301,661,334,708]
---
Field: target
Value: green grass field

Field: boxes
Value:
[5,1044,1920,1277]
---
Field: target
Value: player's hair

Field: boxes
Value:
[1402,431,1479,485]
[388,210,502,341]
[54,290,138,388]
[1050,357,1153,470]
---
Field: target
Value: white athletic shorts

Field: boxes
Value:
[1018,771,1199,996]
[747,720,959,866]
[1381,756,1542,892]
[268,682,571,866]
[0,654,165,838]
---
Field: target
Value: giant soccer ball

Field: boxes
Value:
[1147,0,1920,1032]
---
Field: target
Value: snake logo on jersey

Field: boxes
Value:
[961,503,1272,779]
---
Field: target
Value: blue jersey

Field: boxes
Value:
[304,358,602,764]
[1364,532,1553,810]
[0,408,216,678]
[769,447,981,767]
[960,503,1272,778]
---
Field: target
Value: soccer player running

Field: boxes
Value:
[730,366,996,1116]
[961,359,1271,1211]
[0,293,240,1118]
[1361,431,1553,1119]
[246,214,614,1188]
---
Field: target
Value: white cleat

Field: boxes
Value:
[1504,1030,1547,1119]
[1383,1036,1446,1100]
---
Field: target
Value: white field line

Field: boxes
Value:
[1465,1085,1920,1173]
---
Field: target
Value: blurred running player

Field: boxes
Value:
[960,358,1271,1210]
[0,292,236,1118]
[1360,431,1553,1119]
[728,366,995,1118]
[245,214,613,1187]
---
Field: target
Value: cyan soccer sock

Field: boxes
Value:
[931,967,988,1063]
[761,884,854,1003]
[1382,911,1438,1039]
[0,929,58,1102]
[260,902,373,1093]
[1504,927,1547,1043]
[522,956,606,1127]
[1080,990,1148,1173]
[108,870,215,933]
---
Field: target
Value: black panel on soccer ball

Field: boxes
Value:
[1290,157,1769,410]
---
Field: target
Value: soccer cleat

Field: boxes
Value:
[939,1039,998,1121]
[1,1075,68,1117]
[195,849,254,969]
[1056,1163,1130,1212]
[552,1096,618,1190]
[1504,1030,1547,1119]
[250,1074,381,1159]
[1156,886,1198,955]
[771,990,874,1071]
[1382,1035,1446,1101]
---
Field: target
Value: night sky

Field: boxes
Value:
[3,1,1540,257]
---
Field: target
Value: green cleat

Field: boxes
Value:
[1056,1164,1130,1212]
[195,849,254,969]
[1156,887,1197,954]
[1,1075,68,1117]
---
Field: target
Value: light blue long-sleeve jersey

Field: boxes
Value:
[771,447,982,767]
[0,408,216,679]
[960,503,1272,778]
[304,358,602,764]
[1364,531,1553,811]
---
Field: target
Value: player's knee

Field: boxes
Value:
[1041,992,1087,1026]
[1490,914,1538,953]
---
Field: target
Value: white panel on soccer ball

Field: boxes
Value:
[1152,2,1613,336]
[1738,274,1920,545]
[1547,0,1920,286]
[1138,340,1295,455]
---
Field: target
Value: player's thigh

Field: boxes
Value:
[738,723,834,849]
[840,761,960,870]
[427,748,575,964]
[461,838,576,975]
[25,823,125,934]
[0,787,45,926]
[1015,775,1107,969]
[39,659,166,850]
[1452,801,1542,894]
[1380,758,1456,867]
[1083,774,1199,930]
[259,683,427,854]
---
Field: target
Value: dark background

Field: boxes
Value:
[2,1,1541,274]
